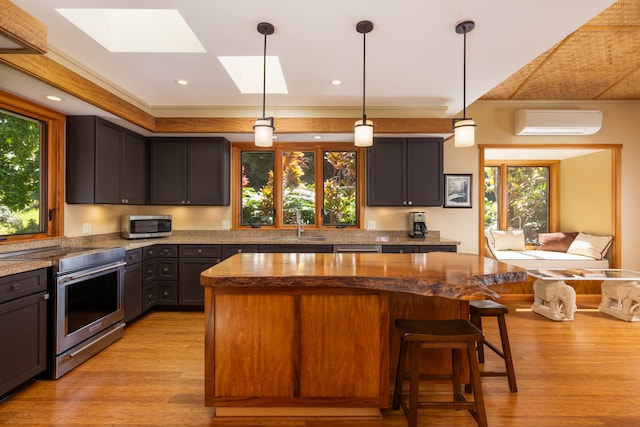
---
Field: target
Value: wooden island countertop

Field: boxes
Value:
[200,252,526,417]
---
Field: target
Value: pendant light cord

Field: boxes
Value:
[262,31,267,119]
[362,30,367,122]
[462,28,467,119]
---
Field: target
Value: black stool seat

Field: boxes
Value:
[393,318,487,427]
[470,299,518,392]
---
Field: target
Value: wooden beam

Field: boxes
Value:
[0,0,47,54]
[0,53,157,131]
[155,117,453,135]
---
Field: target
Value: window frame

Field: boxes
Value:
[0,90,64,242]
[233,142,364,229]
[484,160,559,247]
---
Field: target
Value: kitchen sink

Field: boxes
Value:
[268,236,327,242]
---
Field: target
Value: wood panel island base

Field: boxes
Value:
[200,252,526,417]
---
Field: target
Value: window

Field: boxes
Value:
[0,92,64,240]
[484,163,555,244]
[237,143,361,228]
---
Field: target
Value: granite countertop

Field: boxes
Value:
[0,259,52,278]
[0,230,461,277]
[94,229,460,250]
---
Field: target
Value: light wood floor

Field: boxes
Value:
[1,298,640,427]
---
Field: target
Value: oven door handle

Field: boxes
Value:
[58,261,126,284]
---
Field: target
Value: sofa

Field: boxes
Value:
[485,230,612,270]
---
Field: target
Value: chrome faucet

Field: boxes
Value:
[295,209,304,238]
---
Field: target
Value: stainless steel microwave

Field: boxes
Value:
[121,215,172,239]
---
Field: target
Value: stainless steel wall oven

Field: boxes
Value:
[3,246,126,379]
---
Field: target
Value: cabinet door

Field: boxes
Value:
[94,119,122,204]
[0,291,47,397]
[66,116,97,203]
[179,258,220,305]
[366,138,405,206]
[123,262,142,323]
[149,138,186,204]
[186,138,230,205]
[121,131,148,204]
[406,138,443,206]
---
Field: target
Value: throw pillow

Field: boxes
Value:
[537,232,578,252]
[566,232,613,260]
[490,229,526,251]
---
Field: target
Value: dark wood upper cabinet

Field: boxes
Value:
[149,137,230,206]
[66,116,148,204]
[367,137,443,206]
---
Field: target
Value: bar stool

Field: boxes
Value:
[393,318,487,427]
[469,299,518,392]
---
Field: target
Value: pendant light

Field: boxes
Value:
[354,20,374,147]
[453,20,477,148]
[254,22,275,147]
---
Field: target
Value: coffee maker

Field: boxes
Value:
[409,211,427,239]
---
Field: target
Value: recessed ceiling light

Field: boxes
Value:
[331,80,342,86]
[218,56,288,94]
[313,135,322,140]
[56,9,206,53]
[176,79,189,86]
[46,95,63,101]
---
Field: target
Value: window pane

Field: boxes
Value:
[484,166,500,232]
[241,151,274,226]
[507,166,549,243]
[0,110,43,236]
[282,151,315,225]
[323,151,357,226]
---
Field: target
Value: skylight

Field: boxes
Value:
[218,56,288,94]
[55,9,206,53]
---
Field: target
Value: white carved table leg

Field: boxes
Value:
[532,279,577,321]
[598,281,640,321]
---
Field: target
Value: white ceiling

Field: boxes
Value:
[6,0,616,120]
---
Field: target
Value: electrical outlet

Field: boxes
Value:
[221,220,231,229]
[367,220,376,230]
[82,223,91,234]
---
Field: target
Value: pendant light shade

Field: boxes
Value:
[255,22,275,147]
[254,117,274,147]
[355,20,374,147]
[454,20,476,148]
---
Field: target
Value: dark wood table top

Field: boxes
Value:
[201,252,527,300]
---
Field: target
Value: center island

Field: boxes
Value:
[200,251,526,417]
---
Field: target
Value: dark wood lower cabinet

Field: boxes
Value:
[179,258,220,305]
[0,269,47,398]
[123,261,142,323]
[138,243,456,312]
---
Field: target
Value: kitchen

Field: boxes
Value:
[2,0,640,426]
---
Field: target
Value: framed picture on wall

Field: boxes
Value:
[444,174,472,208]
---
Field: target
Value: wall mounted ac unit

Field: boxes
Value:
[514,109,602,135]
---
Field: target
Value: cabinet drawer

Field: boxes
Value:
[179,245,221,258]
[143,283,156,311]
[157,281,178,305]
[125,248,142,264]
[142,260,156,283]
[157,258,178,280]
[0,269,47,304]
[221,244,259,259]
[382,245,420,254]
[143,244,178,260]
[259,244,333,253]
[420,245,457,253]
